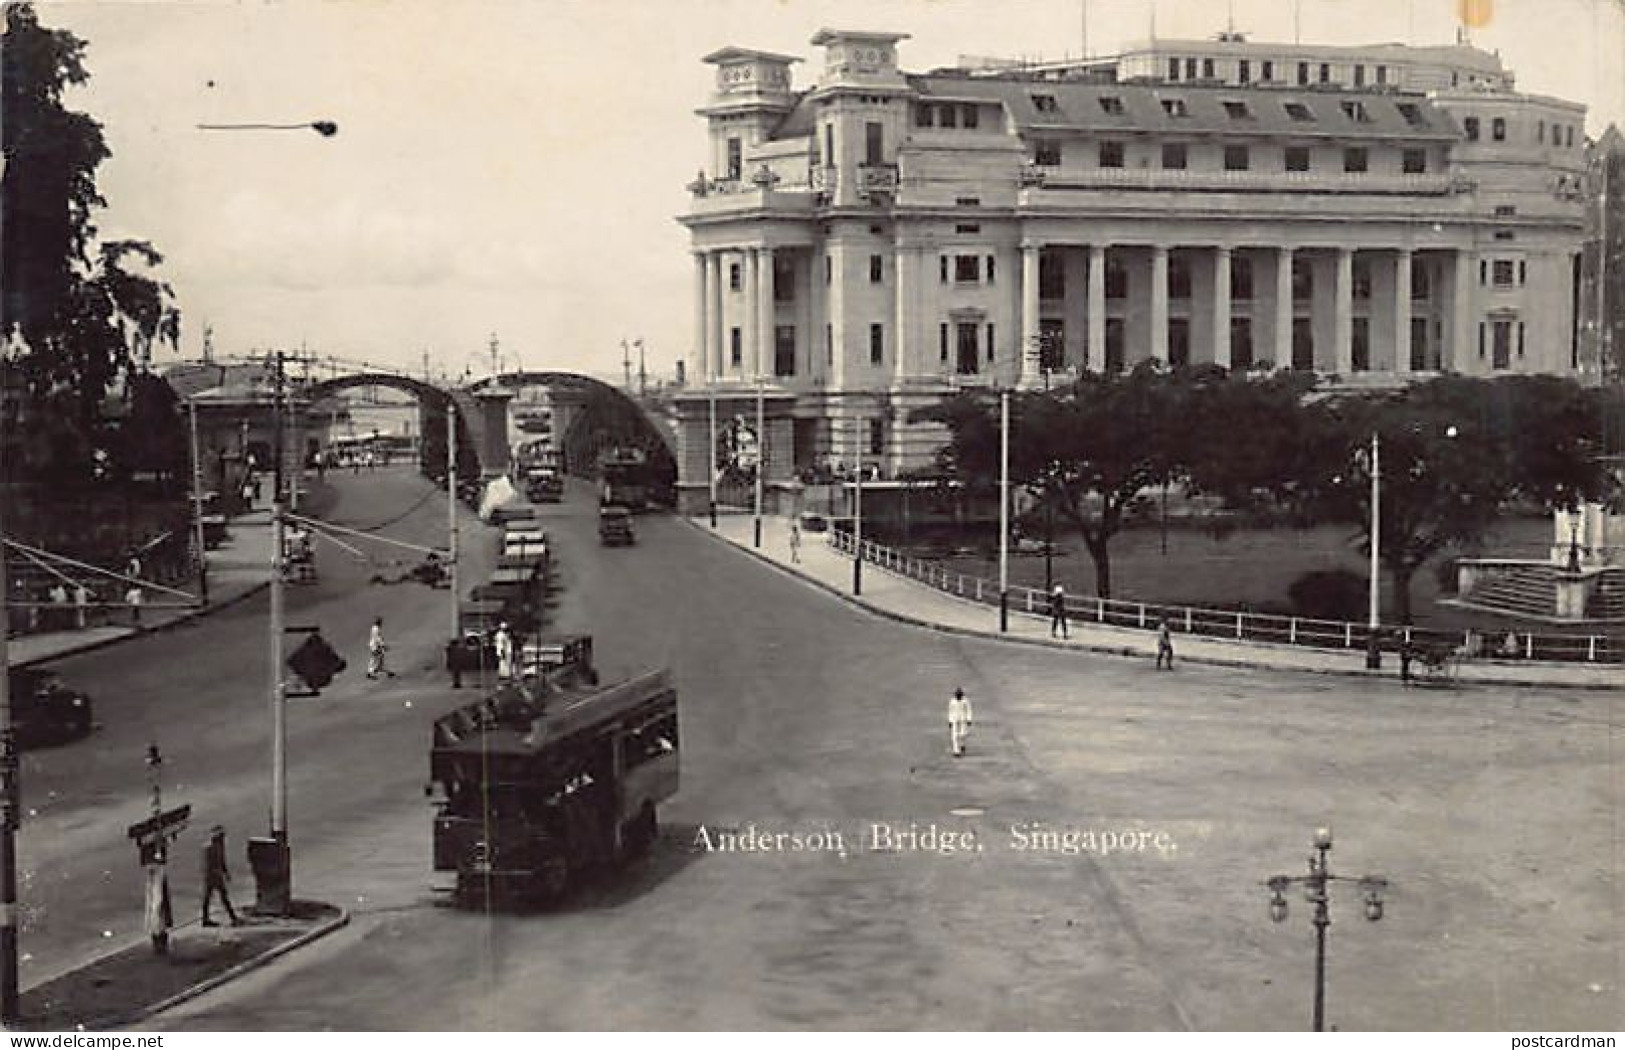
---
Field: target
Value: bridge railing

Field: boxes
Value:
[826,529,1623,665]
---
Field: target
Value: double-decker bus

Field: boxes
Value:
[430,663,678,903]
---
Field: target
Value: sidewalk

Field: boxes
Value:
[14,902,347,1032]
[696,512,1621,690]
[8,510,275,669]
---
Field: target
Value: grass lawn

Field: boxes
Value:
[891,513,1564,631]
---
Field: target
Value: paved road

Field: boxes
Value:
[138,488,1621,1030]
[17,466,494,987]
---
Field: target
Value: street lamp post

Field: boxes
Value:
[707,386,718,528]
[187,397,210,604]
[195,118,332,918]
[853,414,864,596]
[999,388,1010,633]
[1040,361,1054,594]
[753,373,765,550]
[268,351,290,909]
[1265,828,1390,1032]
[0,409,16,1023]
[447,403,459,638]
[1366,431,1381,668]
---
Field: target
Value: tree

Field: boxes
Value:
[1,2,180,482]
[914,363,1197,598]
[1313,379,1516,624]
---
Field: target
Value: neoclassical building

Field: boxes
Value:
[673,29,1593,511]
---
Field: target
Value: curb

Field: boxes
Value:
[686,518,1622,691]
[128,906,350,1027]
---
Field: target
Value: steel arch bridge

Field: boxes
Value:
[300,370,676,499]
[467,372,678,501]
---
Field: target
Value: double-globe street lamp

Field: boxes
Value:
[1265,828,1390,1032]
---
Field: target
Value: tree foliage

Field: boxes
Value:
[914,365,1614,619]
[1306,375,1617,623]
[913,363,1294,598]
[2,2,181,482]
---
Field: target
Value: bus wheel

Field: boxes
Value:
[627,803,658,858]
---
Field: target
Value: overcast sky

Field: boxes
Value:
[38,0,1625,384]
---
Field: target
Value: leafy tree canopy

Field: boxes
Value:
[2,2,181,483]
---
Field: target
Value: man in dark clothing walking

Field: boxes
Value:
[1049,584,1070,639]
[1155,618,1175,670]
[201,825,241,926]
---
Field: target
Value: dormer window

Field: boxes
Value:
[1284,101,1315,122]
[1032,94,1059,114]
[1341,100,1371,123]
[1098,96,1125,115]
[1222,100,1253,120]
[1396,102,1427,128]
[1161,97,1189,118]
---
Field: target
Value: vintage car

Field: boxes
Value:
[598,506,635,547]
[8,668,94,748]
[525,469,563,504]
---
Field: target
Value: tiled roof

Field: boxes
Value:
[909,76,1459,142]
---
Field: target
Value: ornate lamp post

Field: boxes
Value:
[1265,828,1390,1032]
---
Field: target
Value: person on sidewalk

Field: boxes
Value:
[494,622,515,680]
[1155,618,1175,670]
[48,582,68,631]
[1049,584,1070,639]
[367,617,394,678]
[201,825,241,927]
[125,583,144,628]
[73,582,90,630]
[789,520,802,564]
[947,687,973,757]
[1399,639,1414,685]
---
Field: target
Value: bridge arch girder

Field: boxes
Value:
[301,372,477,479]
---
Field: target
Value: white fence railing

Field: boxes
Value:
[826,530,1623,665]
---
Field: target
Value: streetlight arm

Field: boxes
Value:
[198,122,338,137]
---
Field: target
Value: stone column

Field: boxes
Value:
[1150,245,1170,364]
[1021,242,1041,387]
[756,247,775,380]
[1275,246,1294,368]
[693,252,709,382]
[828,240,847,389]
[1212,247,1233,369]
[742,249,760,380]
[708,253,725,379]
[1394,249,1413,375]
[894,245,915,383]
[1334,248,1354,374]
[1087,244,1107,374]
[1451,247,1475,372]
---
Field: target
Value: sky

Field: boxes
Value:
[34,0,1625,384]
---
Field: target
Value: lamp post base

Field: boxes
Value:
[247,834,292,916]
[999,591,1009,633]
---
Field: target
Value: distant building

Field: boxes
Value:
[1582,125,1625,382]
[674,29,1595,509]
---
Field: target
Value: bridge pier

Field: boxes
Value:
[672,386,796,517]
[473,387,514,479]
